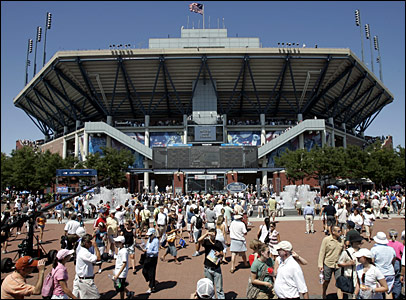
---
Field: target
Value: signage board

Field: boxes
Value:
[56,169,97,177]
[194,175,217,180]
[57,186,68,193]
[226,182,247,193]
[195,126,216,141]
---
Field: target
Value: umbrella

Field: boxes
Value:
[20,190,30,194]
[390,184,402,190]
[327,185,338,189]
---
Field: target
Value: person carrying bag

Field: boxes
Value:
[336,249,355,294]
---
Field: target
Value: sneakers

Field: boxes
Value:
[114,254,118,259]
[305,232,309,234]
[98,269,102,274]
[192,251,200,257]
[146,289,152,294]
[127,291,134,298]
[2,250,7,254]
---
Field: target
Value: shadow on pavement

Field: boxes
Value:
[154,280,177,292]
[225,291,238,299]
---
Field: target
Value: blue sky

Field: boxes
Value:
[1,1,405,155]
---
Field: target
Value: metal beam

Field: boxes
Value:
[118,58,138,119]
[53,68,79,120]
[361,106,384,132]
[354,92,384,130]
[161,58,172,117]
[301,55,335,116]
[23,110,48,135]
[204,57,222,114]
[187,57,205,114]
[24,95,55,130]
[225,57,246,114]
[347,90,383,126]
[325,64,353,117]
[110,60,121,113]
[33,88,66,127]
[162,60,185,115]
[342,83,375,123]
[34,87,74,123]
[246,56,261,112]
[119,58,147,115]
[264,56,289,114]
[239,56,247,116]
[53,66,105,116]
[287,58,299,113]
[148,59,163,114]
[76,57,109,115]
[273,56,290,116]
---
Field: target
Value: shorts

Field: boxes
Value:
[186,223,191,231]
[140,220,149,230]
[269,210,277,217]
[125,244,135,255]
[38,225,45,229]
[323,265,338,281]
[166,243,177,257]
[326,215,336,227]
[338,222,347,230]
[193,229,202,243]
[230,239,247,253]
[384,275,395,293]
[364,225,373,237]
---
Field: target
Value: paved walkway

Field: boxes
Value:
[1,214,404,299]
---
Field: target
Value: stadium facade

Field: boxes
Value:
[13,27,394,194]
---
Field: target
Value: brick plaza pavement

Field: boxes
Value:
[1,215,404,299]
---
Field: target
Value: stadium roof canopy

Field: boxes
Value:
[14,47,394,136]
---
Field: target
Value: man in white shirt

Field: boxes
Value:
[336,203,349,235]
[156,207,167,240]
[72,234,101,299]
[371,196,381,219]
[277,197,285,217]
[115,206,126,233]
[64,214,81,249]
[274,241,309,299]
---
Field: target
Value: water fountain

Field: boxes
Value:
[89,187,132,209]
[279,184,317,209]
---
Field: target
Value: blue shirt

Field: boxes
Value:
[302,206,315,217]
[370,244,396,276]
[146,237,159,257]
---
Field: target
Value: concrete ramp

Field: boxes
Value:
[84,122,152,159]
[258,119,325,158]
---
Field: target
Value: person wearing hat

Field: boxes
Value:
[336,234,364,298]
[49,249,77,299]
[345,221,360,249]
[115,206,126,233]
[370,232,396,299]
[112,235,133,299]
[229,213,249,273]
[267,196,277,222]
[1,256,46,299]
[72,234,101,299]
[106,211,118,256]
[362,208,376,243]
[273,241,309,299]
[318,225,344,299]
[303,200,315,234]
[214,200,223,219]
[191,278,215,299]
[387,229,403,299]
[93,222,107,274]
[354,248,388,299]
[142,228,159,294]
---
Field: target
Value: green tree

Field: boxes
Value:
[275,149,312,184]
[35,150,65,190]
[7,146,40,192]
[85,147,134,187]
[1,152,13,190]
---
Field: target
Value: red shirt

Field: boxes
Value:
[94,217,106,231]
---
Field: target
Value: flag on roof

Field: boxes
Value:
[189,3,203,15]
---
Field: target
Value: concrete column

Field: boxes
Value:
[360,132,365,138]
[260,113,266,146]
[74,133,79,157]
[342,123,347,149]
[63,126,68,135]
[183,114,188,144]
[262,158,268,186]
[106,115,113,126]
[62,138,67,159]
[328,117,335,147]
[321,130,327,146]
[83,132,89,161]
[143,160,149,191]
[76,120,81,130]
[145,115,150,147]
[298,114,304,149]
[173,172,185,195]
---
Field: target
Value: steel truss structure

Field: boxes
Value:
[14,48,393,137]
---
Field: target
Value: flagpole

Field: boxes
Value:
[202,5,205,29]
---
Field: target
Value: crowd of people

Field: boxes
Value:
[1,187,405,299]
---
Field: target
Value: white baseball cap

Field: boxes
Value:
[196,278,214,299]
[274,241,293,252]
[113,236,125,243]
[354,248,373,259]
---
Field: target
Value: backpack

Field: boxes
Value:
[195,215,203,229]
[41,268,56,298]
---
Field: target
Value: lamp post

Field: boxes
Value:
[374,36,383,82]
[355,10,365,63]
[33,26,42,76]
[42,12,52,66]
[25,39,33,86]
[365,24,374,73]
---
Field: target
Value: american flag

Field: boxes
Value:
[189,3,203,15]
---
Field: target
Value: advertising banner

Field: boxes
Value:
[195,126,216,141]
[227,131,261,146]
[111,139,145,169]
[150,132,183,147]
[226,182,247,193]
[88,136,106,155]
[125,132,145,144]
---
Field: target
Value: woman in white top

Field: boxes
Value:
[215,215,228,264]
[363,209,376,242]
[257,217,270,244]
[354,248,388,299]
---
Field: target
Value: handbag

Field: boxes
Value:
[335,250,355,294]
[246,262,268,299]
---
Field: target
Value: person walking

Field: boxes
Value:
[268,195,277,222]
[371,196,381,219]
[248,242,275,299]
[336,203,349,236]
[336,234,363,299]
[142,228,159,294]
[324,199,337,235]
[93,222,107,274]
[257,217,270,244]
[273,241,309,299]
[354,248,388,299]
[387,229,404,299]
[36,213,46,244]
[1,257,46,299]
[268,222,281,256]
[160,217,182,265]
[106,211,118,256]
[122,221,137,274]
[229,213,249,273]
[215,215,229,264]
[64,214,80,250]
[303,201,315,234]
[348,209,363,233]
[198,228,225,299]
[363,209,376,243]
[205,204,217,230]
[318,225,345,299]
[49,249,77,299]
[111,236,133,299]
[370,232,397,299]
[191,207,204,257]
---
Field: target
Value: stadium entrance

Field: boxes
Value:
[186,174,226,194]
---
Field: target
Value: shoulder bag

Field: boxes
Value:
[246,262,268,299]
[335,250,355,294]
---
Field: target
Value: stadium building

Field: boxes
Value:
[13,27,394,194]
